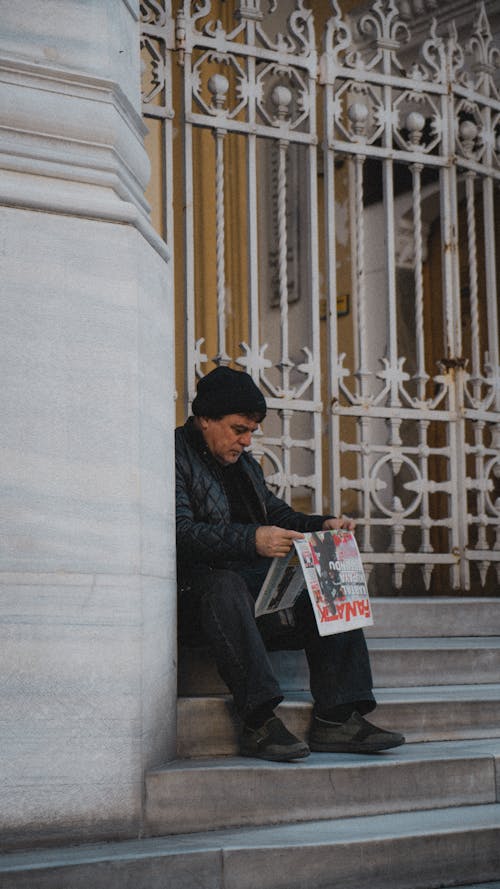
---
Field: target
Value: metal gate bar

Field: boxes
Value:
[141,0,500,594]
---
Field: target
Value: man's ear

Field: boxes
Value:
[198,416,210,431]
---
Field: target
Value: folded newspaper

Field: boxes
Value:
[254,529,373,637]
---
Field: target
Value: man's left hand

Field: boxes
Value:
[322,516,356,531]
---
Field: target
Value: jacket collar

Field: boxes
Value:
[184,416,205,451]
[184,415,221,467]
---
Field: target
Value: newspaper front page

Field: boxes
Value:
[255,530,373,637]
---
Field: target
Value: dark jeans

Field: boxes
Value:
[178,562,375,723]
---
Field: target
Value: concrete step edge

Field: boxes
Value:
[455,885,500,889]
[179,642,500,696]
[2,804,500,871]
[152,736,500,773]
[2,804,500,865]
[180,682,500,704]
[177,690,500,756]
[145,738,500,835]
[366,598,500,637]
[367,637,500,650]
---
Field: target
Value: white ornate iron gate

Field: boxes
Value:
[141,0,500,595]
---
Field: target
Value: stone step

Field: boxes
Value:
[456,885,500,889]
[2,804,500,889]
[369,637,500,687]
[178,637,500,695]
[365,597,500,637]
[144,737,500,836]
[177,684,500,757]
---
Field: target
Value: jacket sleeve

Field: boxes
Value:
[175,451,259,566]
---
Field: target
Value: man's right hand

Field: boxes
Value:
[255,526,304,559]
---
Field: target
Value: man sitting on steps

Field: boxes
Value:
[175,366,405,762]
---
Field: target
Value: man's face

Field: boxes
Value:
[199,413,260,465]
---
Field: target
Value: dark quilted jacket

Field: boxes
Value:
[176,417,328,579]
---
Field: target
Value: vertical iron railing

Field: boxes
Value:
[141,0,500,593]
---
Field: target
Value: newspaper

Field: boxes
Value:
[254,529,373,637]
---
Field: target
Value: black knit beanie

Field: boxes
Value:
[192,367,267,420]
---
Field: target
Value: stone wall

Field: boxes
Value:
[0,0,176,847]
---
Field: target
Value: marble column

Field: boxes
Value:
[0,0,176,846]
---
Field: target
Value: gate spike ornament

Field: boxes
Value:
[140,0,500,594]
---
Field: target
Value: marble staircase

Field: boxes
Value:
[2,597,500,889]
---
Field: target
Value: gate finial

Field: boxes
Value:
[237,0,264,21]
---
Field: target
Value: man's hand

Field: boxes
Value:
[255,526,304,558]
[322,516,356,531]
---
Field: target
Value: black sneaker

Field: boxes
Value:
[240,716,310,762]
[309,711,405,754]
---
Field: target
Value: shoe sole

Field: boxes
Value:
[240,745,311,762]
[309,737,405,754]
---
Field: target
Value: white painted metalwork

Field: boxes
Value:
[141,0,500,594]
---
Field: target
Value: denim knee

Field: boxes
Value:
[200,569,255,624]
